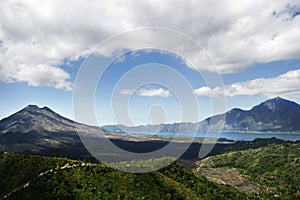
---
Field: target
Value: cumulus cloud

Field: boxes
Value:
[120,88,172,97]
[119,89,134,95]
[193,87,217,98]
[193,69,300,98]
[138,88,172,97]
[0,0,300,89]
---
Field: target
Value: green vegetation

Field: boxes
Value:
[198,141,300,199]
[222,137,286,153]
[0,153,76,197]
[0,152,252,200]
[3,139,298,199]
[159,162,253,199]
[106,157,176,173]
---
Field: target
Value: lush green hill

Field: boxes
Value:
[197,141,300,199]
[221,137,287,153]
[0,153,252,200]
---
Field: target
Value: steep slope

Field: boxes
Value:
[0,105,76,133]
[221,97,300,132]
[197,141,300,199]
[0,105,103,159]
[0,153,251,200]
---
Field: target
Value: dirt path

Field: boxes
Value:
[1,162,95,199]
[194,167,267,194]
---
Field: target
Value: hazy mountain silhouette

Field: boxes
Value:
[103,97,300,133]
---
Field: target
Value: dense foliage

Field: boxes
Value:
[198,141,300,199]
[0,153,251,200]
[0,153,75,196]
[159,162,252,199]
[222,137,287,152]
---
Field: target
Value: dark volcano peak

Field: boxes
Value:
[23,104,39,111]
[0,104,76,133]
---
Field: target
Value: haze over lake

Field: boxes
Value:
[130,131,300,141]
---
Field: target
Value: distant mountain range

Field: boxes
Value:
[0,97,299,160]
[0,105,223,160]
[102,97,300,133]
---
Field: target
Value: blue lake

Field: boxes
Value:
[136,132,300,141]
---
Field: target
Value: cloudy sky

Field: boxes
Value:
[0,0,300,125]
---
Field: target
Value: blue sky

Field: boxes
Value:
[1,49,299,125]
[0,0,300,126]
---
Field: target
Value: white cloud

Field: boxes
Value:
[119,89,134,95]
[193,87,218,98]
[138,88,172,97]
[1,0,300,89]
[120,88,172,97]
[194,69,300,98]
[16,64,72,90]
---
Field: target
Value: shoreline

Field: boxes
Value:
[120,131,300,142]
[126,131,300,135]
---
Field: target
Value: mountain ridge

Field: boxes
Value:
[102,97,300,133]
[2,104,212,160]
[0,104,77,133]
[0,98,298,163]
[0,105,110,160]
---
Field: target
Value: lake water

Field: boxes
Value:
[139,132,300,141]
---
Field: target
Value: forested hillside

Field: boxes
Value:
[0,153,251,200]
[197,141,300,199]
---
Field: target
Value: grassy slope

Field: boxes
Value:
[0,153,252,200]
[198,141,300,199]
